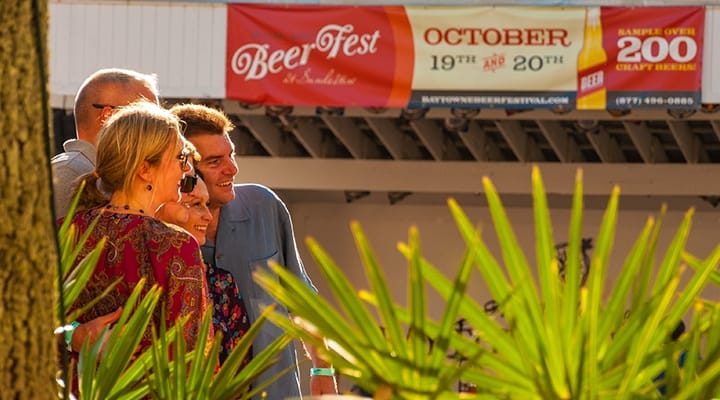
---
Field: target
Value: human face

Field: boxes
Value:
[189,133,238,209]
[178,178,212,245]
[152,137,191,206]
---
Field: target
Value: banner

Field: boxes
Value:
[226,5,413,107]
[602,7,705,110]
[225,5,705,110]
[406,7,584,110]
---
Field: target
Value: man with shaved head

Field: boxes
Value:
[51,68,159,217]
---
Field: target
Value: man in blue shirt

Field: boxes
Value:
[171,103,337,399]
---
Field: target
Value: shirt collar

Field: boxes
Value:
[63,139,97,164]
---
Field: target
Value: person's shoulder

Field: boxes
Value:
[144,219,202,255]
[51,151,92,168]
[61,208,98,225]
[52,140,95,164]
[51,143,95,177]
[233,183,281,201]
[146,218,194,239]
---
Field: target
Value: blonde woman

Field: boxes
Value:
[66,101,210,353]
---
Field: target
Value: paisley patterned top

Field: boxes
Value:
[206,264,252,365]
[68,209,210,353]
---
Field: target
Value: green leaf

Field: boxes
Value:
[561,168,584,394]
[598,216,655,361]
[531,166,569,397]
[483,175,555,395]
[351,221,409,363]
[305,234,391,357]
[407,226,428,376]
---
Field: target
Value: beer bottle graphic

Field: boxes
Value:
[577,7,607,110]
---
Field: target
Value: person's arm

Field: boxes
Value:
[276,193,337,395]
[70,308,123,352]
[305,341,338,395]
[58,308,123,357]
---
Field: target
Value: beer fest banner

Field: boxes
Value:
[226,5,704,110]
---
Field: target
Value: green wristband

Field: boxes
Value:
[64,321,80,351]
[310,367,335,377]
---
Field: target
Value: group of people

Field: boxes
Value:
[52,68,337,398]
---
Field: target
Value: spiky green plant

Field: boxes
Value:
[73,284,291,400]
[255,166,720,399]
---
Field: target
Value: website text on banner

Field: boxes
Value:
[225,5,704,111]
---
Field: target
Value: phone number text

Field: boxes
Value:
[615,96,696,106]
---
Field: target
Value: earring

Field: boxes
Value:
[146,184,153,191]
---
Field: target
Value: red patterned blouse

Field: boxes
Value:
[67,208,210,352]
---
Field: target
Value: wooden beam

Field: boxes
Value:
[495,120,544,162]
[409,119,443,160]
[365,117,422,159]
[711,120,720,143]
[322,115,381,159]
[409,119,461,160]
[233,157,720,196]
[585,126,626,162]
[278,115,329,158]
[666,120,708,163]
[622,121,667,163]
[536,120,584,162]
[457,120,503,161]
[219,103,714,123]
[239,115,304,157]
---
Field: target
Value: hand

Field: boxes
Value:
[72,307,122,352]
[310,374,337,396]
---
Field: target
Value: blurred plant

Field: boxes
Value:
[255,166,720,399]
[73,286,290,400]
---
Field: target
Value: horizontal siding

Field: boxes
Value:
[703,7,720,103]
[49,1,226,102]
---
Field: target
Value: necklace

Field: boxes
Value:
[105,204,145,214]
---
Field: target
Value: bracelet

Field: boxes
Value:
[64,321,80,351]
[310,367,335,377]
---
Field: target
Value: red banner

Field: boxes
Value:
[226,5,413,107]
[225,5,704,110]
[602,6,704,109]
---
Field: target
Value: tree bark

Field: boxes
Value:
[0,1,58,399]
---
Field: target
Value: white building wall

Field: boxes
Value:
[703,7,720,103]
[49,1,226,107]
[287,197,720,320]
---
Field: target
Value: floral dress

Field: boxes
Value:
[206,263,252,365]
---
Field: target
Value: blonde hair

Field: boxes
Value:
[76,101,183,210]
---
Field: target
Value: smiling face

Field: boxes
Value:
[177,177,212,245]
[189,133,238,209]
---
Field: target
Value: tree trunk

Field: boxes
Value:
[0,1,58,399]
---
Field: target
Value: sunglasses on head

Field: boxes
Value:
[180,174,198,193]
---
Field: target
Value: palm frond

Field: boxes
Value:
[254,166,720,399]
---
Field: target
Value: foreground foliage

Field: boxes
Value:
[256,167,720,399]
[57,190,289,399]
